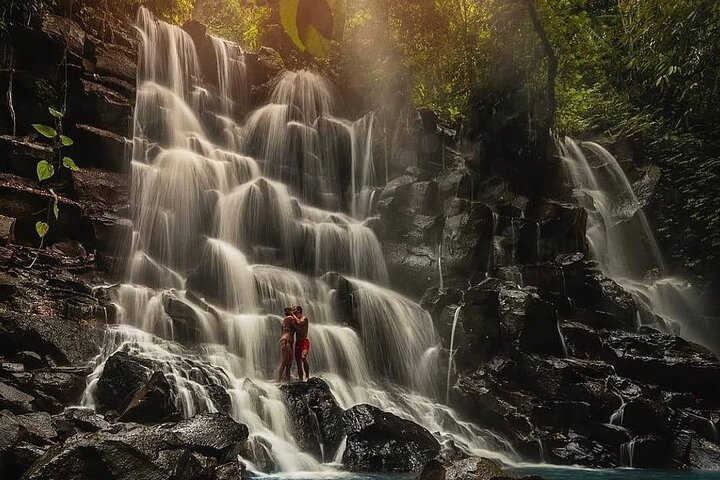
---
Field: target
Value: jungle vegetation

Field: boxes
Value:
[3,0,718,283]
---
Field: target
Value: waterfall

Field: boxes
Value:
[446,306,462,403]
[559,137,718,354]
[81,8,518,473]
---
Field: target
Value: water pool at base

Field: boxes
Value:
[512,467,720,479]
[253,470,720,480]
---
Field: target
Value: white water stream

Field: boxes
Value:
[559,138,718,355]
[80,8,517,474]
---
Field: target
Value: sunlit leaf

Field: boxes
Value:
[53,201,59,220]
[35,222,49,238]
[48,107,64,119]
[32,124,57,139]
[279,0,346,57]
[280,0,305,52]
[36,160,55,181]
[62,157,79,171]
[60,135,74,147]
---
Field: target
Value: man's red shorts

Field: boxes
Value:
[295,338,310,356]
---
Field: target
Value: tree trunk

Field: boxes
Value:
[523,0,558,130]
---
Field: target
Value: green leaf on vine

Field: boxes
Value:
[48,107,64,119]
[36,160,55,181]
[35,221,49,238]
[60,135,73,146]
[53,201,59,220]
[62,157,79,171]
[32,124,57,139]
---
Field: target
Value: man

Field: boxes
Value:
[276,307,296,383]
[293,305,310,382]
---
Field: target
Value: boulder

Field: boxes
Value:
[169,413,249,463]
[441,199,494,277]
[51,408,110,441]
[672,430,720,470]
[0,381,36,414]
[30,368,88,405]
[21,425,176,480]
[444,457,503,480]
[342,404,440,473]
[118,371,179,424]
[95,351,152,413]
[280,378,345,461]
[602,330,720,399]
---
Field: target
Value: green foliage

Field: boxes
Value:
[32,124,57,139]
[35,222,49,238]
[30,106,81,240]
[36,160,54,181]
[192,0,272,50]
[62,157,79,171]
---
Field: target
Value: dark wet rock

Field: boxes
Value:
[214,460,245,480]
[280,378,345,461]
[87,42,138,83]
[95,351,152,413]
[29,368,88,406]
[72,124,130,173]
[71,79,133,136]
[41,15,86,62]
[0,136,55,180]
[8,441,49,479]
[118,371,179,424]
[343,404,440,473]
[0,214,15,245]
[0,175,85,246]
[602,330,720,398]
[672,430,720,469]
[526,199,588,260]
[673,409,720,443]
[70,168,129,211]
[154,448,217,480]
[21,427,173,480]
[169,413,249,463]
[544,430,616,467]
[51,408,110,441]
[10,352,45,372]
[0,381,36,414]
[321,272,355,326]
[205,384,232,415]
[0,411,57,479]
[622,434,672,468]
[0,312,103,368]
[441,199,494,277]
[444,457,503,480]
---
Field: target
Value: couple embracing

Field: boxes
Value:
[277,305,311,383]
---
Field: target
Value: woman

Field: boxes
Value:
[293,305,310,382]
[276,306,296,382]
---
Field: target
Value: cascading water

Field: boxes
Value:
[80,8,517,474]
[559,137,718,355]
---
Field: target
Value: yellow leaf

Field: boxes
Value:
[303,25,330,58]
[280,0,306,52]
